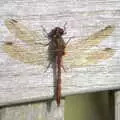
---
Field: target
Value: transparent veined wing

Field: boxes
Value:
[3,19,48,65]
[64,25,115,67]
[5,19,48,46]
[3,43,48,65]
[3,19,115,67]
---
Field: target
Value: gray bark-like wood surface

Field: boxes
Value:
[115,91,120,120]
[0,100,64,120]
[0,0,120,106]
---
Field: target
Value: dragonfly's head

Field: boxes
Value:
[48,27,64,38]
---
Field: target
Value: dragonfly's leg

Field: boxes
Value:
[61,59,66,72]
[65,37,72,45]
[35,26,50,46]
[63,22,67,34]
[61,65,66,72]
[41,25,48,38]
[44,62,52,72]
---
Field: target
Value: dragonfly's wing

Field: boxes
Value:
[5,19,48,46]
[64,48,114,67]
[64,25,115,67]
[3,19,48,65]
[66,25,115,51]
[2,42,48,65]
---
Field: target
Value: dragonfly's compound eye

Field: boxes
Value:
[56,27,64,35]
[59,28,64,35]
[48,27,64,38]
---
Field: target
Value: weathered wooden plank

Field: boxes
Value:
[115,91,120,120]
[0,0,120,106]
[108,91,114,120]
[65,92,114,120]
[0,100,64,120]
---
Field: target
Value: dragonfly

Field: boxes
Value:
[2,19,115,106]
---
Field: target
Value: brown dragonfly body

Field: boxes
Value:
[47,27,66,106]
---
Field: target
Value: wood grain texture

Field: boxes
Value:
[0,100,64,120]
[0,0,120,106]
[115,91,120,120]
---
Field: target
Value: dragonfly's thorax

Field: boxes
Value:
[48,27,66,56]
